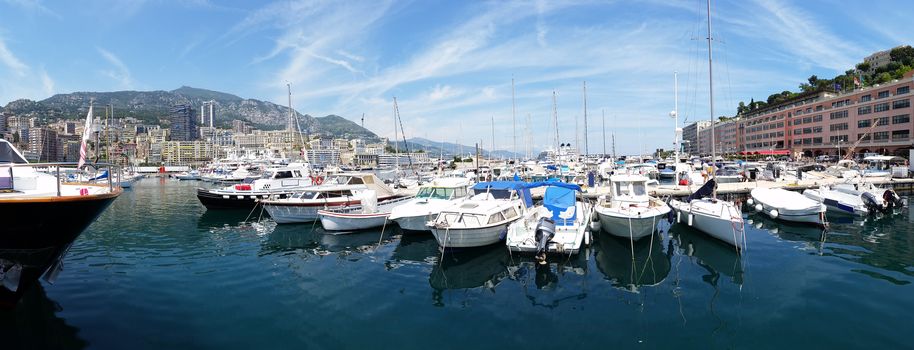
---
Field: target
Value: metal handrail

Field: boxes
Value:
[0,161,123,196]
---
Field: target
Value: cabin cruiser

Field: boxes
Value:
[506,182,592,262]
[389,177,472,232]
[669,179,745,248]
[594,174,670,240]
[261,173,400,224]
[749,188,826,226]
[0,139,121,307]
[196,163,312,209]
[429,181,531,249]
[831,181,903,214]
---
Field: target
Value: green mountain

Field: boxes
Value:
[1,87,378,140]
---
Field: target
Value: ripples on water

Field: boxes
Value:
[2,178,913,349]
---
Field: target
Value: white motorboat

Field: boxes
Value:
[389,177,472,232]
[118,171,144,188]
[196,163,312,209]
[669,179,745,248]
[802,186,869,216]
[506,182,592,262]
[594,174,670,240]
[174,170,201,180]
[832,181,903,214]
[261,173,401,224]
[714,164,742,184]
[429,181,531,249]
[318,192,413,232]
[749,187,826,226]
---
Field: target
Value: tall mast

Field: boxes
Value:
[707,0,717,197]
[552,91,559,160]
[393,97,399,170]
[583,81,588,157]
[673,71,679,162]
[512,77,516,164]
[602,109,606,158]
[491,116,496,162]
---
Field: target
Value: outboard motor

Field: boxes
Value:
[861,192,882,214]
[534,217,556,264]
[883,189,903,212]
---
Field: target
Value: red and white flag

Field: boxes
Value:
[77,104,94,169]
[854,75,861,87]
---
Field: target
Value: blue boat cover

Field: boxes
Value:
[544,186,577,225]
[89,170,109,181]
[472,180,581,209]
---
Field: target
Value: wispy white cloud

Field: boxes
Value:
[97,48,134,89]
[0,37,28,76]
[2,0,60,18]
[40,68,54,95]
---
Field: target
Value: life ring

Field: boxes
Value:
[311,175,324,185]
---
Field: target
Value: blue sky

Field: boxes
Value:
[0,0,911,155]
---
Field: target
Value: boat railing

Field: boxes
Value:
[1,161,124,196]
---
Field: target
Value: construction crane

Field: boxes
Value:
[843,116,884,160]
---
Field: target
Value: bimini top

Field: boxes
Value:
[0,139,28,164]
[544,185,578,225]
[472,180,582,209]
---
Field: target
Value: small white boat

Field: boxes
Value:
[506,183,592,261]
[802,186,869,216]
[594,174,670,240]
[669,180,745,248]
[389,177,472,232]
[749,187,826,226]
[118,172,144,188]
[318,192,413,232]
[429,181,529,249]
[174,170,201,180]
[832,181,903,214]
[262,173,401,224]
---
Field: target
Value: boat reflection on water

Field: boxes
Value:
[387,233,439,270]
[0,283,87,349]
[260,223,322,256]
[198,208,256,230]
[748,213,829,253]
[594,233,671,292]
[505,253,589,308]
[429,245,510,304]
[671,225,744,285]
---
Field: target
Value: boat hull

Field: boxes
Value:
[430,221,513,249]
[319,212,390,231]
[751,189,826,226]
[596,211,666,240]
[0,191,120,308]
[393,214,435,232]
[669,199,744,247]
[196,188,294,210]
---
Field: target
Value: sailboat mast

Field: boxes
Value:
[583,81,588,157]
[707,0,717,198]
[491,116,496,162]
[674,71,679,162]
[552,91,559,160]
[512,77,516,164]
[707,0,715,162]
[602,109,606,158]
[393,97,399,171]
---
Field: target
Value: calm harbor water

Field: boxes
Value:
[3,177,914,349]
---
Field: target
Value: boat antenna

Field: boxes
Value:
[602,109,606,158]
[512,77,517,164]
[552,90,559,161]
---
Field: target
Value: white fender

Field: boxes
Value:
[687,214,694,226]
[676,211,681,223]
[769,209,779,218]
[746,198,754,205]
[754,204,763,212]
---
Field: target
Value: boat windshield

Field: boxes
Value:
[614,181,646,196]
[417,187,456,199]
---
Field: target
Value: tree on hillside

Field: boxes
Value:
[856,62,871,72]
[890,45,914,66]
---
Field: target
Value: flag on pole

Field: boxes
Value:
[854,75,861,87]
[78,104,94,169]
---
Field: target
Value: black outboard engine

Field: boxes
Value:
[861,192,882,214]
[883,189,903,212]
[534,217,556,264]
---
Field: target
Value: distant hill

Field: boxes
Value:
[405,137,523,158]
[1,86,379,140]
